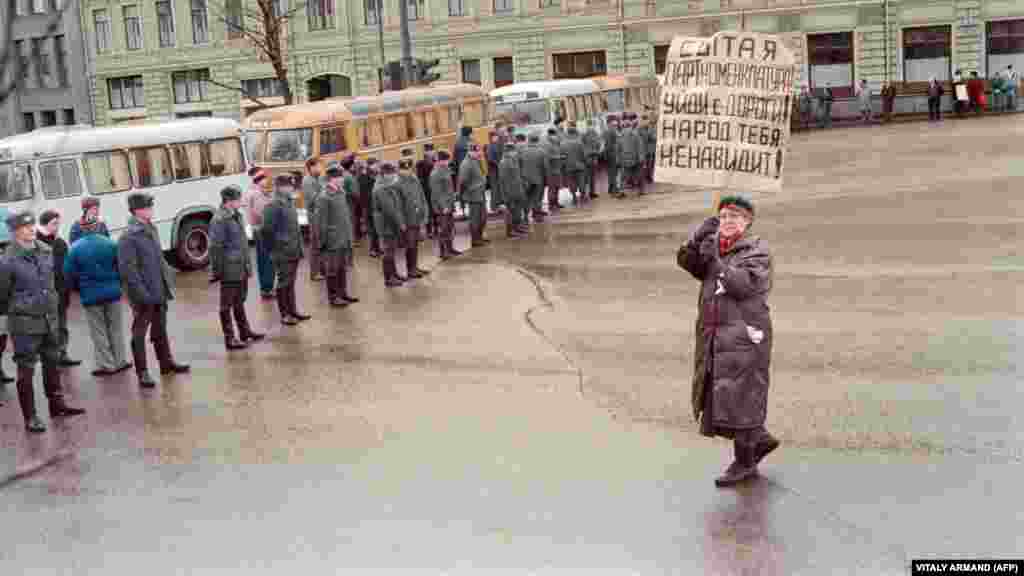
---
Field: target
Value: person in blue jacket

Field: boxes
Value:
[68,197,110,245]
[65,215,131,377]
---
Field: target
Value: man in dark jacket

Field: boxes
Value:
[398,149,431,279]
[677,195,779,487]
[604,115,621,197]
[36,210,81,367]
[499,142,527,239]
[452,126,473,213]
[416,144,437,238]
[561,125,587,205]
[429,150,460,260]
[360,158,380,256]
[458,144,488,247]
[544,128,565,212]
[262,175,311,325]
[64,217,130,377]
[302,157,325,282]
[69,197,110,244]
[582,123,601,199]
[316,161,359,306]
[0,211,85,432]
[118,193,190,388]
[210,185,265,350]
[520,133,547,223]
[485,128,504,216]
[371,162,406,287]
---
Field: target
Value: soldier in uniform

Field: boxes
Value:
[118,193,191,388]
[398,149,431,279]
[316,161,359,306]
[561,124,587,205]
[458,144,489,247]
[361,158,380,257]
[416,143,437,239]
[499,141,527,239]
[430,150,460,260]
[0,211,85,433]
[582,121,601,199]
[520,132,548,224]
[209,185,265,350]
[302,157,324,282]
[643,114,657,183]
[371,162,407,287]
[485,130,504,218]
[544,128,565,213]
[617,114,645,197]
[604,115,621,197]
[262,174,311,326]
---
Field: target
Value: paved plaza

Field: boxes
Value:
[1,116,1022,574]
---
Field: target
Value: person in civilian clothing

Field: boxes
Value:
[262,175,310,326]
[0,211,86,432]
[243,169,276,299]
[429,150,460,260]
[210,185,265,350]
[69,197,110,244]
[64,217,130,377]
[118,193,190,388]
[36,210,80,367]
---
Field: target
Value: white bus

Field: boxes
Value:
[0,118,250,270]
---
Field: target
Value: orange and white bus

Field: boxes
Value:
[242,83,493,220]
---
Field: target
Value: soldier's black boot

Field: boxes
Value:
[221,311,249,350]
[753,431,780,466]
[277,289,297,325]
[384,258,402,287]
[234,307,264,342]
[16,365,45,433]
[45,363,85,418]
[289,287,312,321]
[0,335,13,383]
[340,267,359,303]
[715,441,757,488]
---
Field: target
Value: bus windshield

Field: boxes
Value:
[494,100,551,125]
[267,128,312,162]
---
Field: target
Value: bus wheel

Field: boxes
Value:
[176,218,211,270]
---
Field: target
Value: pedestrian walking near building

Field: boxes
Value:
[798,85,814,130]
[64,215,130,377]
[69,197,110,244]
[243,169,276,299]
[459,144,489,247]
[36,210,81,368]
[499,141,527,239]
[676,195,779,487]
[210,185,265,350]
[927,77,944,121]
[1004,65,1018,111]
[0,211,86,432]
[118,193,191,388]
[398,150,431,279]
[857,79,872,123]
[316,162,359,306]
[416,144,437,239]
[881,82,896,122]
[430,150,460,260]
[262,175,310,325]
[362,158,381,257]
[303,157,325,282]
[372,162,407,287]
[561,124,586,206]
[604,115,621,197]
[818,84,834,128]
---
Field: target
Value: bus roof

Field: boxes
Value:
[0,117,243,161]
[243,83,488,130]
[490,79,599,101]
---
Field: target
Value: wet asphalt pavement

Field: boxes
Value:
[2,116,1023,574]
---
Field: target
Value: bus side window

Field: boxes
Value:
[424,109,438,135]
[320,125,348,155]
[436,107,451,133]
[448,105,461,130]
[411,111,427,138]
[169,143,204,180]
[463,102,482,127]
[82,152,130,195]
[208,138,245,176]
[354,121,369,148]
[368,119,384,147]
[131,147,173,188]
[0,163,36,203]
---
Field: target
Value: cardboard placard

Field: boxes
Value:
[654,32,799,194]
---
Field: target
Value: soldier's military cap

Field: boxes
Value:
[81,196,100,210]
[5,210,35,231]
[274,174,295,188]
[252,169,268,183]
[528,132,541,142]
[379,161,397,173]
[423,143,434,151]
[504,142,517,152]
[436,150,450,161]
[400,148,415,158]
[514,133,527,142]
[366,157,379,165]
[220,185,242,202]
[325,161,343,177]
[127,192,155,211]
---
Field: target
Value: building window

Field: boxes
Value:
[364,0,380,25]
[407,0,420,20]
[124,5,143,50]
[449,0,465,17]
[15,0,25,16]
[494,56,514,88]
[903,26,950,82]
[40,111,57,127]
[63,108,76,125]
[108,75,145,109]
[226,0,244,38]
[808,32,854,98]
[32,38,49,83]
[15,41,29,83]
[307,0,334,30]
[461,59,481,85]
[654,44,669,75]
[31,0,45,13]
[156,0,175,47]
[54,35,68,86]
[494,0,513,13]
[172,69,210,103]
[986,20,1024,75]
[191,0,209,44]
[539,0,559,6]
[272,0,289,17]
[22,113,35,132]
[94,9,111,53]
[552,51,606,79]
[241,77,285,98]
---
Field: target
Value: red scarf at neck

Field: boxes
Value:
[719,233,742,255]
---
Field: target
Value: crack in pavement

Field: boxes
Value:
[0,451,75,492]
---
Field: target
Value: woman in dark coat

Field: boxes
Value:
[677,195,779,487]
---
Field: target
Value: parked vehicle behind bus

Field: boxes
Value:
[0,118,249,270]
[243,83,493,221]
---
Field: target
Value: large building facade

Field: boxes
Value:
[80,0,1024,125]
[0,0,94,137]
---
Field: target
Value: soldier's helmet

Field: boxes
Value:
[5,210,35,231]
[220,185,243,203]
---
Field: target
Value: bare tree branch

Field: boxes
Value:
[207,77,273,111]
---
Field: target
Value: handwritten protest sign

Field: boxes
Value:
[654,32,798,194]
